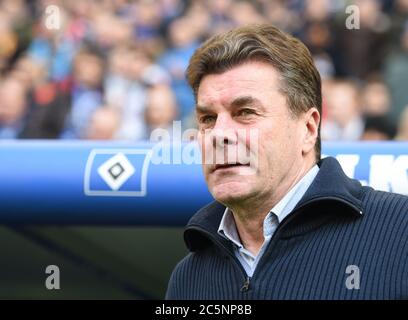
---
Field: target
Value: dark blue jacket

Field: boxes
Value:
[166,157,408,299]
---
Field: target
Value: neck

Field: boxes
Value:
[228,158,315,256]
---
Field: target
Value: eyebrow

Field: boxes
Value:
[196,95,263,113]
[196,104,210,114]
[230,96,262,109]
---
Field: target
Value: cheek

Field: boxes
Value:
[198,134,208,163]
[258,122,298,161]
[198,132,213,174]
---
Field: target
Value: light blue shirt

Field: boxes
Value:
[218,165,319,277]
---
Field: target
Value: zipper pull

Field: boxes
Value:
[240,276,251,292]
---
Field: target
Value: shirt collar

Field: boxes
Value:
[217,209,243,249]
[218,164,319,244]
[270,164,319,223]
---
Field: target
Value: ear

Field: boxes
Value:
[302,108,320,156]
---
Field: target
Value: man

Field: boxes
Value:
[166,24,408,299]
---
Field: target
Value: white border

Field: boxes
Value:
[84,149,153,197]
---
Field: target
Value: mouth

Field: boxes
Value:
[211,163,250,173]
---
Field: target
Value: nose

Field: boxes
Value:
[210,113,238,148]
[199,114,241,167]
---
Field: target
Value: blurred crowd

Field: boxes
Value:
[1,0,408,141]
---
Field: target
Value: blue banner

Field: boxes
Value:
[0,141,407,225]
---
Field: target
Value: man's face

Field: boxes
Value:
[196,61,311,207]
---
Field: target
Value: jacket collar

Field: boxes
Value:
[184,156,365,252]
[293,156,363,213]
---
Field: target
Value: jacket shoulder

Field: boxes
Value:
[165,253,194,300]
[165,245,221,299]
[360,188,408,248]
[362,187,408,220]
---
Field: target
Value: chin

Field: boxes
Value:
[210,181,253,205]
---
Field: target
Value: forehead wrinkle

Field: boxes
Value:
[197,61,283,113]
[197,80,261,111]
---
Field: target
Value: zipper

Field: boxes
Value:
[186,195,362,294]
[240,276,251,292]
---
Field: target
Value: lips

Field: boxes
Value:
[212,163,250,172]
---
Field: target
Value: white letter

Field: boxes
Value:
[369,155,408,194]
[345,5,360,30]
[345,265,360,290]
[45,5,61,30]
[390,155,408,195]
[172,121,182,164]
[45,265,60,290]
[150,129,171,164]
[182,141,201,165]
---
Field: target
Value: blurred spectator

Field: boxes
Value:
[229,1,266,26]
[206,0,235,34]
[183,1,212,40]
[396,105,408,140]
[261,0,301,33]
[60,48,104,139]
[384,20,408,124]
[90,9,133,51]
[304,0,333,22]
[0,12,18,73]
[360,115,397,140]
[105,44,169,141]
[159,0,185,24]
[0,77,28,139]
[145,84,178,137]
[361,77,391,116]
[302,20,336,79]
[321,80,364,140]
[334,0,391,79]
[132,0,162,41]
[85,106,121,140]
[158,17,199,125]
[27,3,77,82]
[389,0,408,48]
[0,0,31,71]
[13,56,72,139]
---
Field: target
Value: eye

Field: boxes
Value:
[237,108,256,117]
[199,115,216,124]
